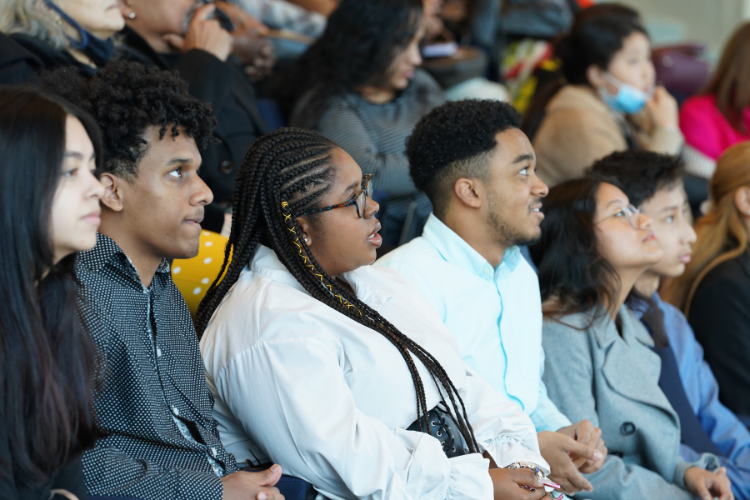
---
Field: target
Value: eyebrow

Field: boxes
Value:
[63,151,85,160]
[166,157,193,166]
[658,204,681,213]
[606,199,627,208]
[513,154,534,164]
[342,180,359,195]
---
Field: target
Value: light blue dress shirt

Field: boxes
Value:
[376,214,571,433]
[633,293,750,500]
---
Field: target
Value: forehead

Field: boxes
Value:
[65,115,94,152]
[596,181,629,208]
[642,185,685,211]
[139,125,201,165]
[620,31,650,53]
[331,148,362,186]
[489,128,534,168]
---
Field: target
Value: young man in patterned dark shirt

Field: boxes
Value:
[44,62,283,500]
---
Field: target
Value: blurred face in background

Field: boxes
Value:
[603,31,655,94]
[381,22,425,92]
[55,0,125,39]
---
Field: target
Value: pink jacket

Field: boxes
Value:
[680,94,750,160]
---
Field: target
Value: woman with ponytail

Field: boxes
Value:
[525,6,682,188]
[663,141,750,425]
[197,128,553,500]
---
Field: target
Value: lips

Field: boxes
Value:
[679,253,692,263]
[366,222,382,248]
[530,203,544,219]
[642,231,656,243]
[82,209,101,225]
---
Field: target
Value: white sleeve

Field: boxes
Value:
[461,364,550,474]
[215,335,495,500]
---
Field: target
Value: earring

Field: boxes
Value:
[304,238,310,244]
[128,11,136,19]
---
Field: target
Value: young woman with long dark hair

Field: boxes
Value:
[197,127,557,500]
[275,0,445,246]
[529,178,733,500]
[524,8,682,188]
[0,87,104,499]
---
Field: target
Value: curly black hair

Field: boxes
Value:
[271,0,423,126]
[406,99,521,218]
[587,150,685,207]
[42,61,217,180]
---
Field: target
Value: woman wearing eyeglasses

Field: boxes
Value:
[196,128,560,500]
[528,178,734,500]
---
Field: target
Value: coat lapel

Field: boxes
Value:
[597,306,679,424]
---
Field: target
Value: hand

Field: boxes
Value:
[489,468,547,500]
[537,430,601,494]
[221,464,285,500]
[684,466,734,500]
[215,1,269,36]
[163,4,234,62]
[235,37,276,81]
[645,85,679,129]
[556,420,607,474]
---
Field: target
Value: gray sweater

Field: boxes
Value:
[292,69,445,245]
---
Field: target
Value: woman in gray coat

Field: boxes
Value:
[528,177,733,500]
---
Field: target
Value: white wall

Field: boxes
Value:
[599,0,750,60]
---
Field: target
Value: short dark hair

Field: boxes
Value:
[42,61,216,181]
[406,99,522,218]
[587,150,685,207]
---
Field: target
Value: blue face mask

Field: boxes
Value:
[599,73,651,115]
[43,0,114,67]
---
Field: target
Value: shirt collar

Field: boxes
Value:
[250,244,392,307]
[421,213,522,281]
[78,232,171,279]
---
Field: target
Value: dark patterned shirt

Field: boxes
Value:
[77,234,238,500]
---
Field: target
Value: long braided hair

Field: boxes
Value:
[196,128,479,452]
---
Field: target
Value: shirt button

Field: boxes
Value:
[172,406,180,416]
[156,347,162,358]
[219,160,234,174]
[620,422,636,436]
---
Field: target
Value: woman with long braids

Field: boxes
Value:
[197,127,553,500]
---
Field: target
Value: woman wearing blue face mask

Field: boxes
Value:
[0,0,124,84]
[524,7,683,188]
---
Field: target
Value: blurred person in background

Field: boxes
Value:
[525,8,682,188]
[0,0,123,83]
[664,141,750,429]
[276,0,445,247]
[116,0,271,233]
[680,23,750,179]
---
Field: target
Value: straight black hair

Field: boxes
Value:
[272,0,424,127]
[196,127,480,452]
[0,86,101,487]
[529,178,621,324]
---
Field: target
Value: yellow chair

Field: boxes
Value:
[172,230,229,316]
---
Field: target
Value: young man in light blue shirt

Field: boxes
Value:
[375,100,607,497]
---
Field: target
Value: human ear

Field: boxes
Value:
[586,65,606,88]
[99,173,125,212]
[453,178,483,209]
[734,186,750,217]
[295,215,314,246]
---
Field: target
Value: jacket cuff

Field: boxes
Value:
[674,453,721,489]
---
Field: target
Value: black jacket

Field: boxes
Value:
[0,32,95,85]
[115,27,269,232]
[688,251,750,421]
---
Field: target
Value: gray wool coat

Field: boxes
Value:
[541,305,718,500]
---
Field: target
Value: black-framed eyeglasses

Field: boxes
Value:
[595,204,642,229]
[297,174,373,218]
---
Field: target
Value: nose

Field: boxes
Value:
[87,169,105,200]
[685,222,697,245]
[532,174,549,198]
[365,198,380,218]
[637,211,653,229]
[191,175,214,206]
[410,43,422,67]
